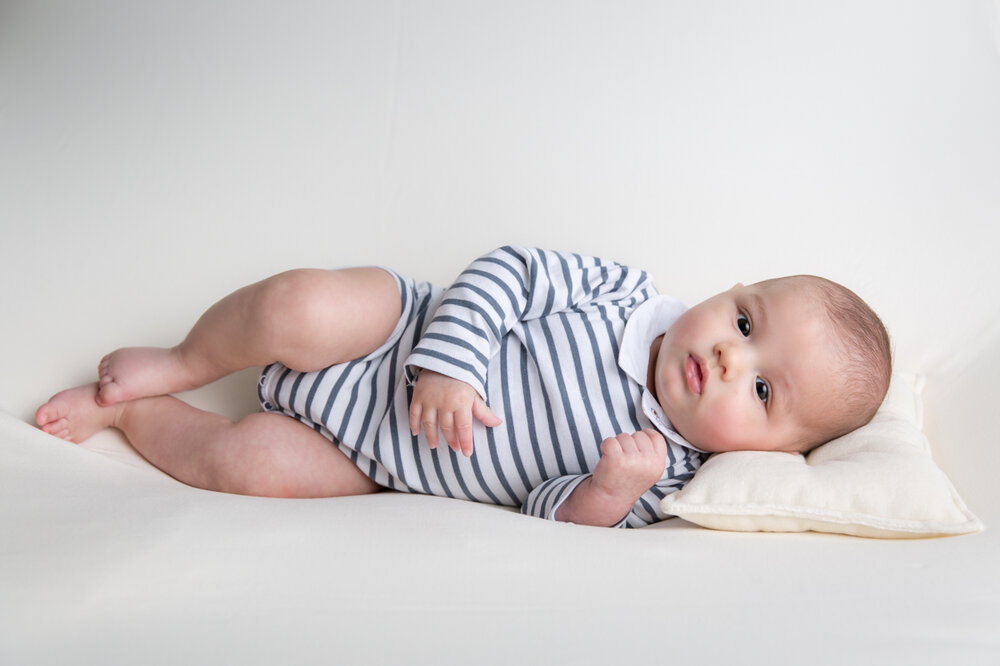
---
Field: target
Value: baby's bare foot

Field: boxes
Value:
[35,383,124,443]
[97,347,192,406]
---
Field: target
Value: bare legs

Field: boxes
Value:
[95,267,402,405]
[113,397,383,497]
[35,267,402,498]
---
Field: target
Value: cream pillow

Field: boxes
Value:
[660,373,983,538]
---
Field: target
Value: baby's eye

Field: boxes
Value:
[755,377,770,404]
[737,312,752,337]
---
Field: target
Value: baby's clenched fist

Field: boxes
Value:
[590,429,668,501]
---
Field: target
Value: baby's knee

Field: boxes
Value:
[253,269,324,317]
[249,270,331,343]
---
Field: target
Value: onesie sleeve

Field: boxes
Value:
[404,245,654,398]
[520,448,703,528]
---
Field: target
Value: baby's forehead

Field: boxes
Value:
[756,285,844,397]
[745,278,829,323]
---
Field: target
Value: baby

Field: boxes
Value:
[35,246,891,528]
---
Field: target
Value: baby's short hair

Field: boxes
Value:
[766,275,892,452]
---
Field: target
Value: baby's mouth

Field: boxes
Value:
[685,355,704,395]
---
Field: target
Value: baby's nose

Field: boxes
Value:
[714,342,747,380]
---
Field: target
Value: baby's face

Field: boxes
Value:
[650,279,837,454]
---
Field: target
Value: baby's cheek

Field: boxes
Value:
[697,403,749,452]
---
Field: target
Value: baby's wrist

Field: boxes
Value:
[587,474,644,511]
[555,477,634,526]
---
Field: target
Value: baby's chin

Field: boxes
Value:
[659,413,710,452]
[669,421,746,453]
[685,437,729,454]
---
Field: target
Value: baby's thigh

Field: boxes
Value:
[268,266,403,371]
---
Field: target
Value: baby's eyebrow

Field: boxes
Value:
[747,293,767,328]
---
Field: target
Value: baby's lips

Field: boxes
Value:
[685,355,704,395]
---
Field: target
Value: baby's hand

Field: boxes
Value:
[408,369,502,457]
[590,429,668,502]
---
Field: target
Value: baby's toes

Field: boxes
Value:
[98,356,112,381]
[40,416,69,437]
[35,402,63,428]
[95,381,125,406]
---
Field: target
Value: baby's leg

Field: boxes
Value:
[36,383,380,498]
[97,267,401,406]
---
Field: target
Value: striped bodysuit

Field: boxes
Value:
[259,246,705,527]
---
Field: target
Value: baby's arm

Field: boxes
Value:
[409,369,502,457]
[554,430,668,527]
[405,246,655,456]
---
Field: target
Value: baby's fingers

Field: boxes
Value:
[422,408,442,449]
[453,412,476,458]
[438,411,463,455]
[472,396,502,428]
[637,429,668,456]
[408,403,422,438]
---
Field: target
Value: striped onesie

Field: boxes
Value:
[258,246,705,527]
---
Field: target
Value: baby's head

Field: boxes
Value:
[649,274,891,454]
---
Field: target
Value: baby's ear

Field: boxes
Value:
[731,282,744,290]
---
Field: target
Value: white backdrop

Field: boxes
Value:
[2,1,999,664]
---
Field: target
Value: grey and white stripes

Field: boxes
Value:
[259,246,704,527]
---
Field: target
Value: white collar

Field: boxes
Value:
[618,295,707,453]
